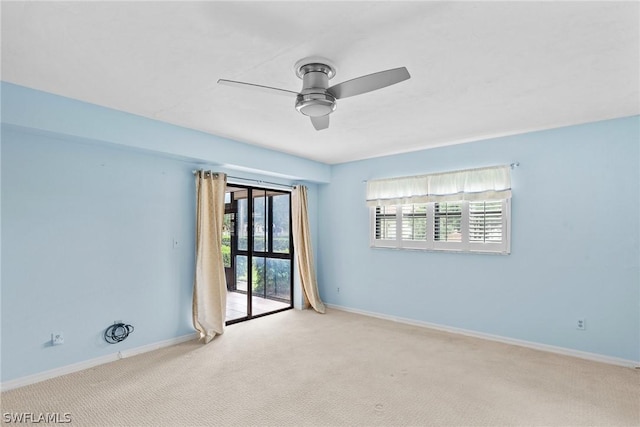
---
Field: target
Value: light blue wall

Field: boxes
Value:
[2,128,197,381]
[2,81,638,384]
[1,82,331,183]
[317,116,640,362]
[1,83,325,382]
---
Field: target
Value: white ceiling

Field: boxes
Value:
[2,1,638,164]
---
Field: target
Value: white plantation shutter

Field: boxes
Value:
[469,201,504,243]
[434,202,463,243]
[369,165,511,254]
[401,204,428,241]
[375,205,397,241]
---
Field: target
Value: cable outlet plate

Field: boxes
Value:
[52,332,64,345]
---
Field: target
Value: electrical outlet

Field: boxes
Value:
[337,287,340,293]
[52,332,64,345]
[576,318,585,330]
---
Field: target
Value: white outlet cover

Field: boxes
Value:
[52,332,64,345]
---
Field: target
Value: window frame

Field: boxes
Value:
[370,199,511,254]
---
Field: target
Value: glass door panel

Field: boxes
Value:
[226,255,248,321]
[237,195,249,251]
[272,193,290,254]
[225,185,293,324]
[253,189,268,252]
[235,255,249,293]
[252,256,291,316]
[222,212,235,291]
[225,188,249,322]
[265,258,291,301]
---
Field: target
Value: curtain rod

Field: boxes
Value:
[192,170,295,189]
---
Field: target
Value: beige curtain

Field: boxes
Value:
[291,185,326,313]
[193,171,227,343]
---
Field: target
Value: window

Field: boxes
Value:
[367,165,512,254]
[370,200,510,253]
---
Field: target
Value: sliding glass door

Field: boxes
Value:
[224,185,293,324]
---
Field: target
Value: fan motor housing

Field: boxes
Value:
[295,93,336,117]
[294,60,337,117]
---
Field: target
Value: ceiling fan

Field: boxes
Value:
[218,57,410,131]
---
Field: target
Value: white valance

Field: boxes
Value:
[366,165,512,206]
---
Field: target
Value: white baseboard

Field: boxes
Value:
[1,333,198,391]
[326,303,639,369]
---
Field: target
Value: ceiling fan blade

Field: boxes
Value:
[217,79,299,97]
[310,115,330,131]
[327,67,410,99]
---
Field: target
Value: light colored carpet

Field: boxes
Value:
[2,308,639,426]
